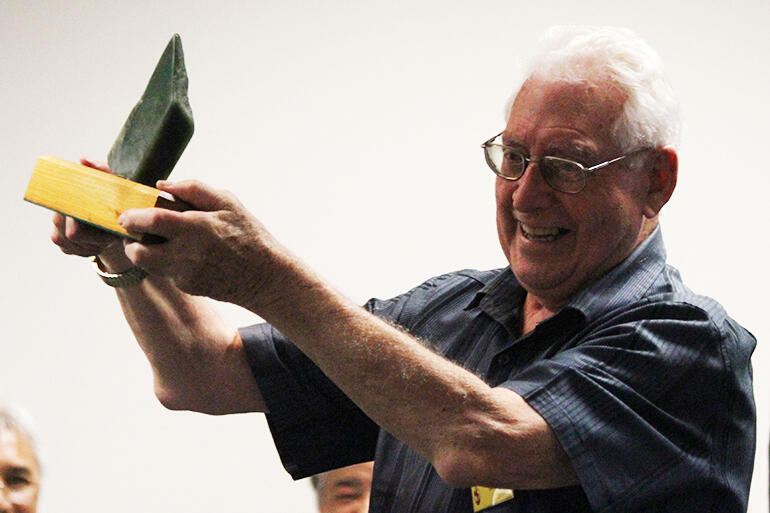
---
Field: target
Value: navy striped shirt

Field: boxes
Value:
[241,228,756,512]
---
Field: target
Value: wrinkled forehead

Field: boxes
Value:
[506,77,627,150]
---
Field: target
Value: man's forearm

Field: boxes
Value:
[99,246,266,415]
[240,254,576,489]
[109,179,575,487]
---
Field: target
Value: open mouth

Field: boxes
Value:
[520,223,570,242]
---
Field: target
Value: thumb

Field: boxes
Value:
[156,179,232,212]
[80,157,111,173]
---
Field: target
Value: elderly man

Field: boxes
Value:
[311,462,374,513]
[51,26,755,512]
[0,408,41,513]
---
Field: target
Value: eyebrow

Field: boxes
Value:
[501,137,595,161]
[500,135,526,148]
[549,142,594,160]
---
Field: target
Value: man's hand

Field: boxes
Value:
[48,158,266,415]
[50,158,125,261]
[118,179,280,306]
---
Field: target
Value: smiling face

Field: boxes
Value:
[497,77,656,309]
[0,426,40,513]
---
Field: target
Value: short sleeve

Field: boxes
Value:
[503,301,755,513]
[239,323,379,479]
[237,269,494,480]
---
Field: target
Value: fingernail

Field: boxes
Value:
[118,214,126,225]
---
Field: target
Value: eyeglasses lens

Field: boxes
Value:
[541,158,586,194]
[484,144,588,194]
[484,145,525,180]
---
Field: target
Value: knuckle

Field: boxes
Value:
[220,189,239,208]
[52,212,65,227]
[124,243,143,263]
[130,250,149,269]
[50,230,64,246]
[146,209,162,224]
[186,179,205,194]
[64,219,81,240]
[145,209,168,230]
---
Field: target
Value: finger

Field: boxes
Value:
[51,215,82,255]
[119,207,188,240]
[123,238,173,275]
[156,179,236,212]
[51,215,106,256]
[52,211,66,232]
[51,213,85,253]
[80,157,111,173]
[64,216,119,249]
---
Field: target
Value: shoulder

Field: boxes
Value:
[643,264,754,348]
[411,268,501,292]
[577,266,756,388]
[365,268,504,325]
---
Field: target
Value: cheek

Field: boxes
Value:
[495,176,515,203]
[495,198,516,259]
[494,181,511,234]
[494,180,515,223]
[572,192,644,260]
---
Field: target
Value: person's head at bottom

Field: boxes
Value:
[311,462,374,513]
[0,408,40,513]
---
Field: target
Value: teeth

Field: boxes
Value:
[520,223,565,241]
[521,224,560,236]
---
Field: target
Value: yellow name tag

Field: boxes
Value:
[471,486,515,511]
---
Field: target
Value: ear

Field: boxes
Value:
[642,146,678,219]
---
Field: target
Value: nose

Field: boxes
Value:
[509,161,554,211]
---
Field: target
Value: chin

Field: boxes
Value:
[511,263,575,298]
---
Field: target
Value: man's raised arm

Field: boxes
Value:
[115,178,578,491]
[50,159,265,416]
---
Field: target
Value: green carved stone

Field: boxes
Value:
[108,34,194,185]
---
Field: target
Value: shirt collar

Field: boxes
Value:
[470,226,667,325]
[466,267,525,337]
[567,225,667,322]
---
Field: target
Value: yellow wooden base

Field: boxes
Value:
[24,155,183,240]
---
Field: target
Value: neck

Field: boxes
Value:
[638,217,658,244]
[522,294,559,335]
[520,219,659,334]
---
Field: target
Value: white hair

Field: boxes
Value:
[507,25,681,151]
[0,405,42,473]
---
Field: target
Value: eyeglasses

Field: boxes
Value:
[481,132,648,194]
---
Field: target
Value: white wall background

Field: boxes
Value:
[1,0,767,511]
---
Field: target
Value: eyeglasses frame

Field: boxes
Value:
[481,131,649,194]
